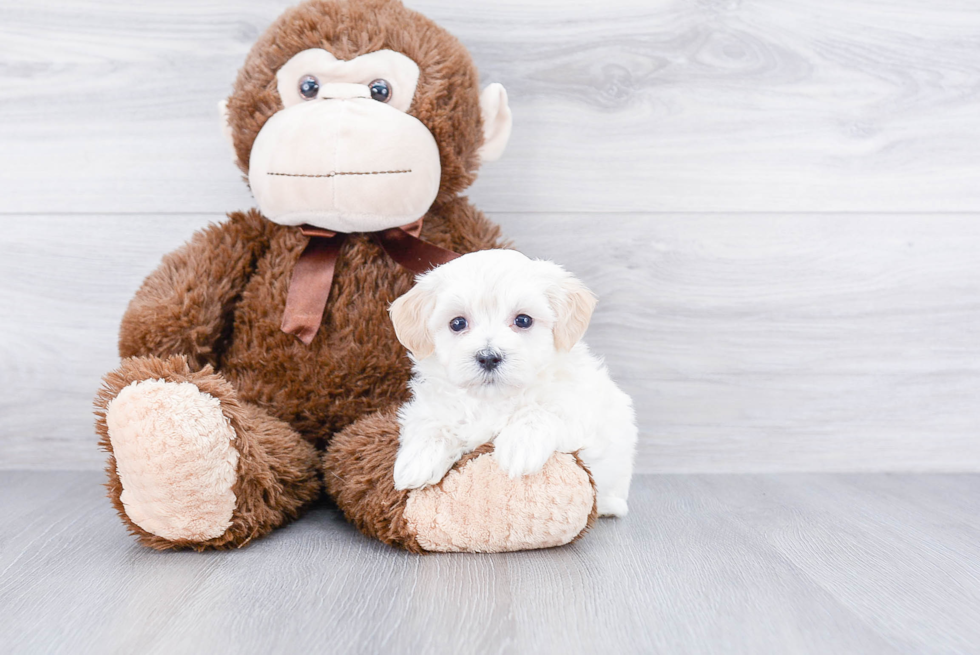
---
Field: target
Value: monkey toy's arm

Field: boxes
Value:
[118,209,273,368]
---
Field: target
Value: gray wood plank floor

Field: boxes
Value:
[1,472,978,655]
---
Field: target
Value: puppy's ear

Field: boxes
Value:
[546,267,598,352]
[389,282,436,359]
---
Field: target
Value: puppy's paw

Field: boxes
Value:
[493,428,557,479]
[393,440,456,491]
[598,496,629,517]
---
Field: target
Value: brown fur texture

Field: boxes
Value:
[95,355,321,550]
[227,0,485,203]
[96,0,596,551]
[324,409,599,553]
[322,409,424,552]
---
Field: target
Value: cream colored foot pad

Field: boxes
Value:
[106,380,239,541]
[405,452,593,553]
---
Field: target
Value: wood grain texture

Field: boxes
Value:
[1,472,978,654]
[1,0,979,213]
[2,0,978,471]
[2,212,978,471]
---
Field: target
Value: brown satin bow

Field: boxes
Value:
[281,218,459,345]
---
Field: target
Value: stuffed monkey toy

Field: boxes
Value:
[94,0,597,553]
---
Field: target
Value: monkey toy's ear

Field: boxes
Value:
[477,83,512,163]
[217,99,238,165]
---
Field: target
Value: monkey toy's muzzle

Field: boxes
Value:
[248,98,442,233]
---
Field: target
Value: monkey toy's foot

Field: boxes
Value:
[324,410,598,553]
[95,355,320,550]
[106,375,238,542]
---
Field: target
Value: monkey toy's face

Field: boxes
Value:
[251,48,441,233]
[221,1,512,234]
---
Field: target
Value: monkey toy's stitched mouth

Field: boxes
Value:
[266,169,412,179]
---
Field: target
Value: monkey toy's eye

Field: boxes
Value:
[368,79,391,103]
[514,314,533,329]
[449,316,468,332]
[298,75,319,100]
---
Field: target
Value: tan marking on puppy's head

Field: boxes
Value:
[389,281,437,359]
[544,266,598,352]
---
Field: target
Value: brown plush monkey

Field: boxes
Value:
[94,0,596,553]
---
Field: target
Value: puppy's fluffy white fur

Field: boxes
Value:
[389,249,637,517]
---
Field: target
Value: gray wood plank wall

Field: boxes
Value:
[1,0,978,471]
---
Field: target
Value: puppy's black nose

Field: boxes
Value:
[475,348,504,372]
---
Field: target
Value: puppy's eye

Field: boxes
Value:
[299,75,319,100]
[514,314,533,329]
[369,79,391,103]
[450,317,468,332]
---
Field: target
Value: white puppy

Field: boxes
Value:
[389,249,637,517]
